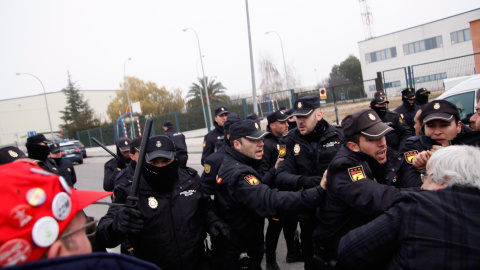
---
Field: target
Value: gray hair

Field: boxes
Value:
[426,145,480,189]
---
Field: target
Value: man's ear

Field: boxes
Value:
[347,141,360,152]
[46,240,64,259]
[233,139,241,151]
[456,121,462,133]
[316,109,323,121]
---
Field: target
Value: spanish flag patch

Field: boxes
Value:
[203,141,206,148]
[404,150,418,164]
[278,145,286,158]
[244,174,260,185]
[348,165,366,182]
[204,164,211,174]
[217,177,223,184]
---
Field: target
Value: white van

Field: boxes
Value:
[437,75,480,123]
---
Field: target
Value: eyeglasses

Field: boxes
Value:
[59,219,98,239]
[420,173,433,183]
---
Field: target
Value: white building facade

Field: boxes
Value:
[358,8,480,98]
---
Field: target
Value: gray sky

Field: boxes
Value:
[1,0,479,101]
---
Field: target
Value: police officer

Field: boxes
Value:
[25,134,58,173]
[164,120,188,167]
[314,109,421,262]
[275,95,346,269]
[415,88,431,107]
[370,97,412,150]
[213,120,326,270]
[200,113,241,196]
[260,110,301,269]
[49,142,77,187]
[0,146,26,165]
[394,87,418,133]
[103,137,132,191]
[202,106,229,165]
[96,135,230,270]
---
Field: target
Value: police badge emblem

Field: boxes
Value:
[433,103,440,110]
[204,164,211,174]
[244,175,260,185]
[348,166,366,182]
[368,113,376,121]
[148,196,158,209]
[293,144,300,156]
[8,150,18,158]
[156,141,162,148]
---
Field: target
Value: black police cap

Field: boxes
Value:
[370,97,389,108]
[416,88,431,95]
[291,95,320,117]
[420,100,459,126]
[163,120,174,128]
[246,113,262,122]
[0,146,27,165]
[230,120,268,142]
[145,135,176,161]
[214,106,229,116]
[116,137,132,152]
[267,110,290,125]
[49,143,61,153]
[401,88,415,97]
[342,109,393,140]
[224,113,242,131]
[130,137,142,153]
[26,134,51,145]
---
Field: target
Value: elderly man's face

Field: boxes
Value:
[421,165,444,191]
[48,212,92,258]
[234,138,264,160]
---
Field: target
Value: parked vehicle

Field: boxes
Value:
[60,142,83,164]
[438,74,480,124]
[71,140,87,158]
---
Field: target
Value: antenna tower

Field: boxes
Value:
[359,0,374,39]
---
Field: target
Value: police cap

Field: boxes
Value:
[267,110,290,125]
[116,137,132,152]
[163,120,174,128]
[145,135,175,161]
[26,134,51,145]
[402,88,415,98]
[0,146,27,165]
[130,137,142,154]
[214,106,229,116]
[370,97,389,108]
[49,143,61,153]
[291,95,320,117]
[342,109,394,140]
[230,120,268,141]
[224,113,242,131]
[421,100,459,126]
[416,88,430,95]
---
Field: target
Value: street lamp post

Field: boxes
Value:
[196,55,205,78]
[124,57,135,139]
[16,73,55,141]
[266,30,292,108]
[183,28,213,131]
[245,0,258,114]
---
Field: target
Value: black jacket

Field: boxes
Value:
[258,132,286,188]
[201,122,224,165]
[96,167,219,270]
[394,103,418,133]
[382,111,412,150]
[165,127,188,166]
[215,146,325,250]
[314,145,421,256]
[55,158,77,187]
[275,120,346,191]
[200,142,227,196]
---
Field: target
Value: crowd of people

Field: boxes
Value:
[0,87,479,270]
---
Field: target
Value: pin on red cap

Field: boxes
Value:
[0,160,112,266]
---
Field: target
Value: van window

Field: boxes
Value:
[443,91,475,123]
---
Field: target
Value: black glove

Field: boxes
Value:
[112,207,144,235]
[297,176,321,189]
[209,220,231,239]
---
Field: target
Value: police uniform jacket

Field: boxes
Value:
[200,142,226,196]
[165,127,188,164]
[201,122,224,165]
[215,146,324,250]
[258,132,285,188]
[314,145,421,255]
[393,103,418,133]
[275,119,345,191]
[56,158,76,187]
[382,111,412,150]
[96,167,219,270]
[103,157,129,191]
[34,158,59,174]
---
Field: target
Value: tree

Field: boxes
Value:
[326,55,363,87]
[186,76,229,108]
[258,53,301,101]
[59,72,101,138]
[106,77,185,122]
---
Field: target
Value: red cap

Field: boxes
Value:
[0,160,111,266]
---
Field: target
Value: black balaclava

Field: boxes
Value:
[371,106,387,118]
[415,93,429,106]
[142,160,179,192]
[26,143,50,161]
[402,95,415,107]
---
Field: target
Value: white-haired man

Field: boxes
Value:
[338,145,480,269]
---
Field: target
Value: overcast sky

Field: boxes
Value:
[1,0,479,101]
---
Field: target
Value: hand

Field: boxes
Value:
[274,158,284,170]
[298,176,321,189]
[320,170,328,190]
[412,150,432,170]
[112,207,144,235]
[209,220,231,239]
[430,145,444,152]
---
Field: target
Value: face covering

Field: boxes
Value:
[416,94,428,105]
[26,144,50,161]
[372,106,387,118]
[402,96,415,107]
[142,160,179,191]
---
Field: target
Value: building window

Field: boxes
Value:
[368,80,400,91]
[403,36,443,55]
[414,72,447,83]
[365,47,397,63]
[451,28,471,44]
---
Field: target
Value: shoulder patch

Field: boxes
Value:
[348,165,366,182]
[203,141,206,148]
[204,164,211,174]
[398,117,404,124]
[404,150,418,164]
[278,145,286,158]
[216,177,223,184]
[244,174,260,186]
